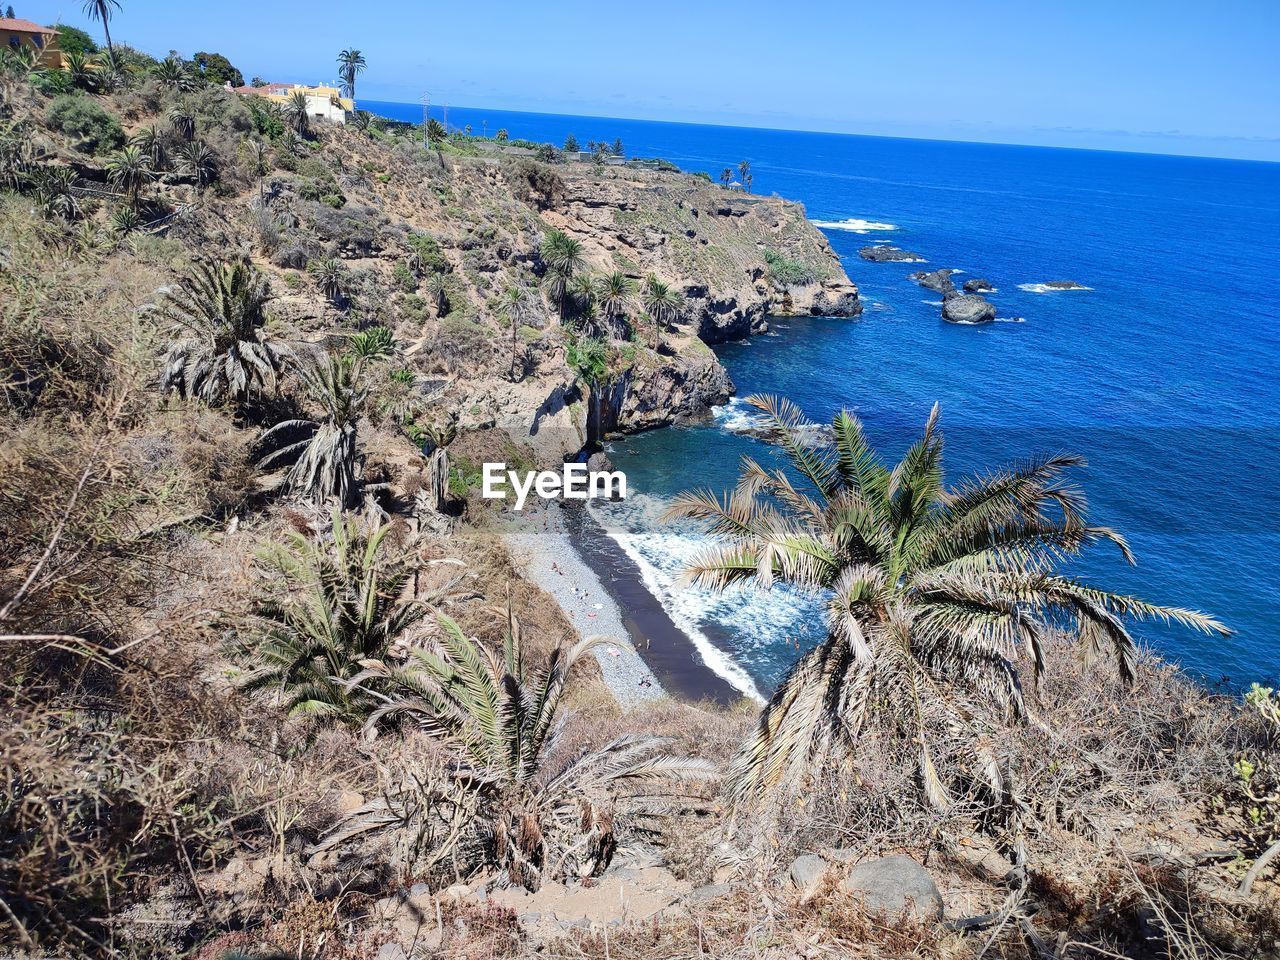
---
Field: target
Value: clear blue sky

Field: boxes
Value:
[20,0,1280,160]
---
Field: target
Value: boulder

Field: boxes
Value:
[941,295,996,325]
[1043,280,1087,289]
[838,855,943,921]
[789,853,832,901]
[909,268,956,295]
[859,245,923,263]
[963,278,994,293]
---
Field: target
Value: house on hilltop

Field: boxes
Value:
[229,81,353,125]
[0,17,64,69]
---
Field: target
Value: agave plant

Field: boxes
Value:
[348,613,715,889]
[280,130,308,158]
[109,206,142,237]
[159,260,287,405]
[667,395,1228,809]
[257,353,366,507]
[63,50,96,91]
[346,326,396,360]
[0,120,33,190]
[284,90,310,136]
[31,165,82,222]
[310,257,349,305]
[238,509,425,721]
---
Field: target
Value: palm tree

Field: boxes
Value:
[130,125,167,172]
[666,395,1227,809]
[424,272,449,316]
[167,107,196,141]
[720,167,733,187]
[81,0,120,56]
[349,612,714,889]
[153,55,194,92]
[595,270,634,338]
[245,138,268,202]
[284,90,310,136]
[738,159,751,192]
[499,284,529,381]
[239,510,425,722]
[106,144,153,209]
[349,110,374,135]
[539,229,584,320]
[336,48,366,101]
[256,353,366,507]
[178,139,217,194]
[425,117,446,165]
[159,260,287,406]
[641,274,684,351]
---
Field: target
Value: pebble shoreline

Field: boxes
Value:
[506,506,665,711]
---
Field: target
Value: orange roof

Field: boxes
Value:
[0,17,56,35]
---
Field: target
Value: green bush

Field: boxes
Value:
[46,95,124,154]
[763,249,821,287]
[566,335,608,386]
[53,25,97,57]
[245,95,284,140]
[406,232,449,275]
[392,261,417,293]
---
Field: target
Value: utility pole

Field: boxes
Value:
[420,93,430,145]
[443,103,448,133]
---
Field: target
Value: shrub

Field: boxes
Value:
[46,95,124,155]
[508,158,564,210]
[392,260,417,292]
[566,334,608,386]
[763,248,821,287]
[406,231,449,275]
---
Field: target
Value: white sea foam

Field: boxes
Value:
[811,217,898,233]
[590,495,807,703]
[921,299,944,306]
[994,316,1026,323]
[712,397,757,434]
[1018,282,1092,294]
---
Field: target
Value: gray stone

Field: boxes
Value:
[838,855,943,921]
[376,945,409,960]
[789,853,833,899]
[685,882,735,904]
[941,294,996,325]
[963,278,994,293]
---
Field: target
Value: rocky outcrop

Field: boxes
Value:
[860,245,924,262]
[1043,280,1087,289]
[910,268,957,295]
[617,342,734,433]
[941,294,997,325]
[963,277,994,292]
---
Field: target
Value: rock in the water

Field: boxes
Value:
[909,268,956,295]
[1044,280,1087,289]
[963,278,994,293]
[859,245,923,263]
[789,853,832,901]
[941,294,996,325]
[838,855,943,921]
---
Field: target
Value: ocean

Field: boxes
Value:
[365,100,1280,695]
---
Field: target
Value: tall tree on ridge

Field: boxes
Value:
[738,159,751,192]
[720,167,733,187]
[81,0,119,56]
[336,48,366,101]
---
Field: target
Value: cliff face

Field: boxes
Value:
[8,82,859,461]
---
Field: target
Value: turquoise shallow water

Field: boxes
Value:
[367,101,1280,693]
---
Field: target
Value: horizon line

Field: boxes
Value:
[356,95,1280,166]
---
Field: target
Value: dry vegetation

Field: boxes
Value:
[2,41,1279,960]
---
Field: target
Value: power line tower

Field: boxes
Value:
[420,92,430,145]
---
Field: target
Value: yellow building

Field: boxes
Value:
[0,16,64,69]
[230,81,354,125]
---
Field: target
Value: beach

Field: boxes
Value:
[505,503,741,710]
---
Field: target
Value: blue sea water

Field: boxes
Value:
[366,100,1280,694]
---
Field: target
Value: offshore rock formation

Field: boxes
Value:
[860,244,925,262]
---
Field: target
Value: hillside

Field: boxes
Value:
[3,48,1279,960]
